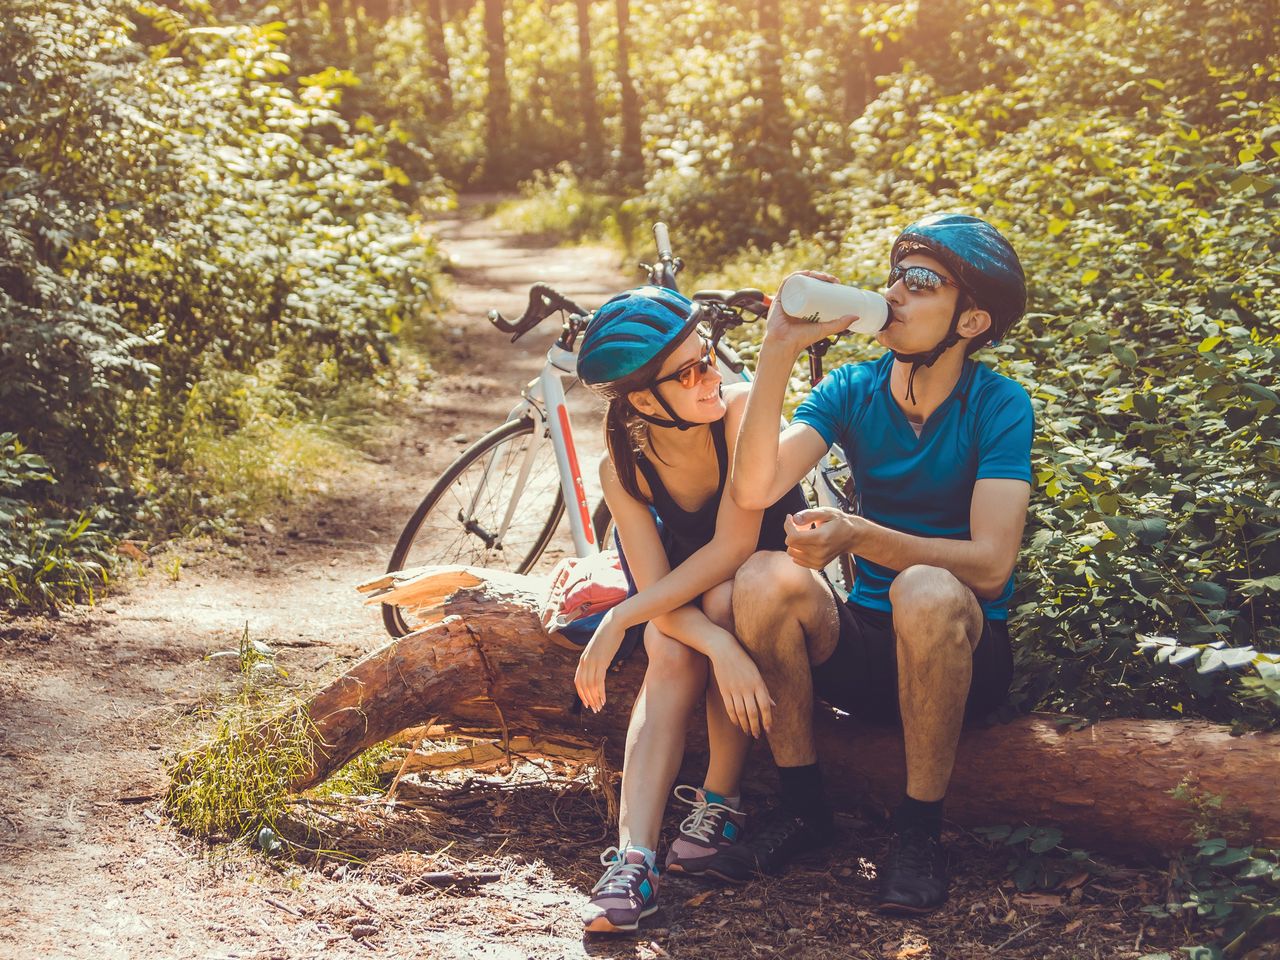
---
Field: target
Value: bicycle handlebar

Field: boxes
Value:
[487,283,589,341]
[653,222,672,259]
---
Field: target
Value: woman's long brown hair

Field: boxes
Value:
[604,394,652,503]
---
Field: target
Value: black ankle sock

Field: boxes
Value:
[777,764,832,828]
[894,794,944,840]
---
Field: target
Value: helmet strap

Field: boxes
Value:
[632,386,700,431]
[891,300,967,406]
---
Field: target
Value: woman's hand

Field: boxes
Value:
[710,641,775,739]
[574,609,627,713]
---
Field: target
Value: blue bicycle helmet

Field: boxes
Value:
[578,286,704,430]
[888,214,1026,402]
[578,286,700,386]
[891,213,1026,347]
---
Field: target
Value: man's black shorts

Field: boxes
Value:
[811,580,1013,725]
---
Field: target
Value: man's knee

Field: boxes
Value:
[643,625,707,681]
[732,551,822,654]
[733,551,799,634]
[890,565,979,654]
[734,551,813,612]
[701,581,734,633]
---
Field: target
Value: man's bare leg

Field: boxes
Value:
[706,551,840,882]
[879,563,984,914]
[892,564,983,802]
[731,552,839,766]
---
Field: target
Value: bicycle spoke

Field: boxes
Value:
[397,423,564,577]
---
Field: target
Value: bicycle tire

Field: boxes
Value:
[592,499,613,549]
[383,417,565,637]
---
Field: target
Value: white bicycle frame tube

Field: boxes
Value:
[540,345,599,557]
[481,342,599,559]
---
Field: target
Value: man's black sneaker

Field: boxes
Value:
[703,808,836,884]
[877,827,949,914]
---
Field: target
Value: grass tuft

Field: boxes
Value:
[165,627,316,840]
[165,626,397,847]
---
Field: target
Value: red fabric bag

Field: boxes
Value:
[540,549,629,638]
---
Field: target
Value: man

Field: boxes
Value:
[713,214,1034,913]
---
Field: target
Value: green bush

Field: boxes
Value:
[492,165,641,249]
[0,0,448,603]
[0,434,112,611]
[748,0,1280,726]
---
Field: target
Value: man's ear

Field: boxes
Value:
[628,387,658,417]
[959,307,993,344]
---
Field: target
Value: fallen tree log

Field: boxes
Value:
[229,567,1280,855]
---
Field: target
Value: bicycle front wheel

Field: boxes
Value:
[383,416,565,637]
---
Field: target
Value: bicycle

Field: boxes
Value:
[382,223,854,638]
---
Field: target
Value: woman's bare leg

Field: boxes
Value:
[617,623,709,851]
[700,580,752,799]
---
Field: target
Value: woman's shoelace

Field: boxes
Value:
[591,846,651,896]
[673,784,744,843]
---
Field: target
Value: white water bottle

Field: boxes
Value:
[778,274,889,333]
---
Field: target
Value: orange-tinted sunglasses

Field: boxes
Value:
[651,338,717,390]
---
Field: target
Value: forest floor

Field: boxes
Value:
[0,199,1204,960]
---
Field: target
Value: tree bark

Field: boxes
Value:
[755,0,787,169]
[482,0,511,185]
[576,0,603,176]
[423,0,452,117]
[329,0,350,56]
[843,34,873,121]
[614,0,642,181]
[202,567,1280,857]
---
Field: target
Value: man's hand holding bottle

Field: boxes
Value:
[765,271,891,356]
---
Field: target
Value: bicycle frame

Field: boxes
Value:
[447,338,601,561]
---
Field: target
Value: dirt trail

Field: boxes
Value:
[0,199,628,960]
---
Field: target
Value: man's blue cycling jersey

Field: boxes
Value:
[792,351,1033,620]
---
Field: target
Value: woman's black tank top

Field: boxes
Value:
[635,418,808,568]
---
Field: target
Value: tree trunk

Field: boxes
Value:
[423,0,453,117]
[191,567,1280,857]
[843,34,873,121]
[755,0,787,168]
[483,0,511,184]
[614,0,642,181]
[329,0,350,56]
[358,0,393,19]
[576,0,603,176]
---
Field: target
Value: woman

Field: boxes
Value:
[573,286,806,933]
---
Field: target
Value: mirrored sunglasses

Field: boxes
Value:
[887,263,959,293]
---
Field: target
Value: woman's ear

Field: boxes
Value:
[628,388,658,417]
[959,307,993,344]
